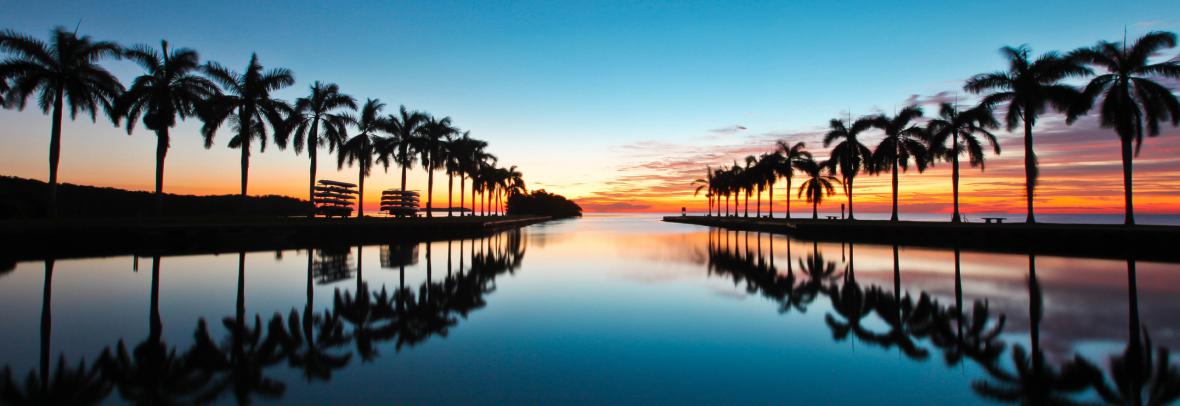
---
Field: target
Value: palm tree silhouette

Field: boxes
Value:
[114,40,219,216]
[444,132,464,216]
[823,116,876,220]
[186,252,289,404]
[971,254,1095,404]
[775,141,811,219]
[796,157,839,219]
[927,102,1001,222]
[1067,32,1180,225]
[0,28,124,217]
[692,166,713,216]
[932,248,1006,367]
[338,98,388,218]
[420,116,458,218]
[99,256,209,403]
[449,133,488,216]
[199,54,294,205]
[278,248,351,381]
[965,46,1089,223]
[289,82,357,217]
[869,106,929,221]
[0,260,113,404]
[1081,258,1180,405]
[382,106,428,196]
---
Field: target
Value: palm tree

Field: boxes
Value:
[823,116,876,220]
[0,28,124,217]
[444,132,463,217]
[753,153,778,218]
[420,116,457,218]
[450,134,488,217]
[965,46,1089,223]
[289,82,356,217]
[692,166,714,216]
[927,102,1001,222]
[501,165,525,214]
[338,98,387,218]
[870,106,929,222]
[383,106,428,195]
[114,40,219,216]
[796,157,839,219]
[775,141,811,219]
[742,155,756,217]
[1067,31,1180,225]
[100,256,208,403]
[0,260,113,404]
[199,53,294,204]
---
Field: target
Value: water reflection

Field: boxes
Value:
[0,229,526,405]
[1,218,1179,404]
[705,228,1180,405]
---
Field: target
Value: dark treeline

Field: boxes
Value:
[0,230,526,404]
[694,32,1180,225]
[0,176,308,219]
[0,27,560,219]
[506,189,583,218]
[707,229,1180,405]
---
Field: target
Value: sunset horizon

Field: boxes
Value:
[3,1,1179,218]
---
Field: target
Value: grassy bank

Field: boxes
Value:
[0,215,550,262]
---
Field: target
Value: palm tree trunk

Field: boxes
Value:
[447,172,454,217]
[768,185,773,219]
[357,165,365,218]
[756,188,762,218]
[1023,115,1036,224]
[890,159,899,221]
[1120,135,1134,225]
[426,158,434,219]
[1028,254,1043,389]
[812,196,818,219]
[1126,257,1144,406]
[308,122,319,219]
[846,176,855,220]
[786,178,792,219]
[744,192,749,218]
[154,128,169,217]
[951,132,961,223]
[240,137,250,209]
[460,176,466,217]
[47,89,64,218]
[40,260,53,395]
[150,256,162,340]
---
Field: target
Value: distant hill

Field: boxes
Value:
[0,176,310,219]
[506,190,582,218]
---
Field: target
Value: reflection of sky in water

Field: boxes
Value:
[0,213,1176,404]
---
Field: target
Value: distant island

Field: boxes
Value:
[507,190,583,218]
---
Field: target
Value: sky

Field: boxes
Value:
[1,0,1179,214]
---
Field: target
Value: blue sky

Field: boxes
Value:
[1,1,1178,210]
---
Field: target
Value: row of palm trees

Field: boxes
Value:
[0,27,526,218]
[694,31,1180,225]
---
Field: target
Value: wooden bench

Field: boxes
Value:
[981,217,1006,224]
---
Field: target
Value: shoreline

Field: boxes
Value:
[0,215,553,262]
[663,215,1180,262]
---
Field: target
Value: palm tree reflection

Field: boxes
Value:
[0,260,112,405]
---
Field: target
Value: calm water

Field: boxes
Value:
[1,213,1178,404]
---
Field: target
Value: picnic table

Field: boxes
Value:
[826,216,839,220]
[981,217,1006,224]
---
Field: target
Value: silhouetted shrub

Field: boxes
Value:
[0,176,310,218]
[506,190,581,218]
